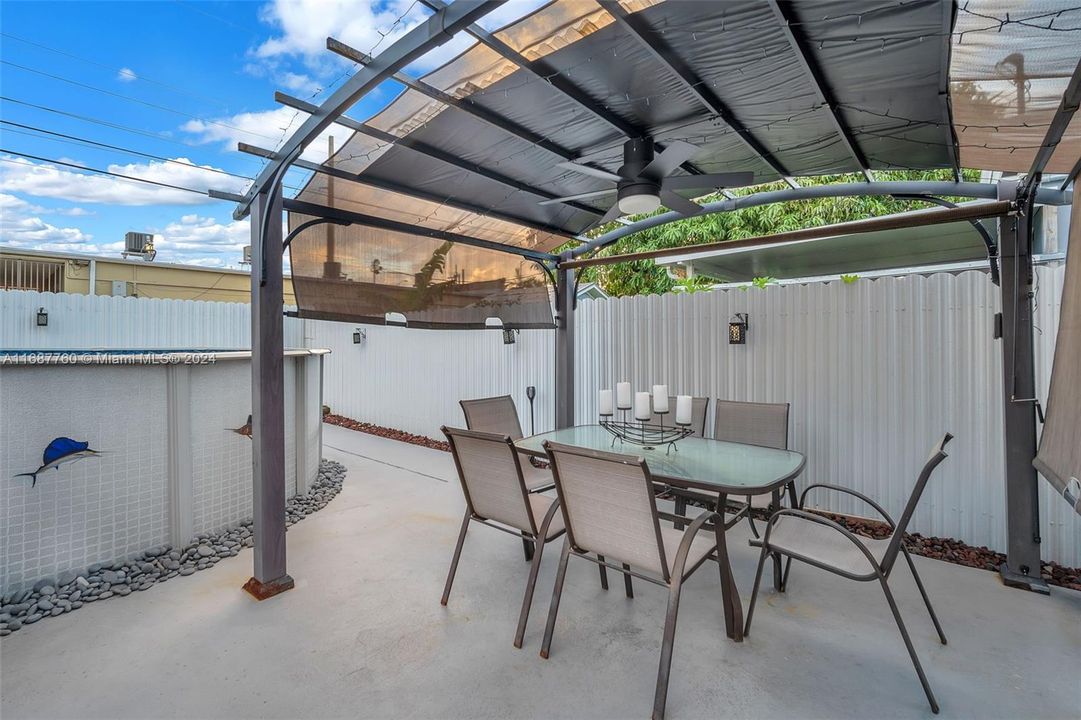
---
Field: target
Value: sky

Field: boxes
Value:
[0,0,546,268]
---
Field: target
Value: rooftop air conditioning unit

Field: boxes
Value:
[122,232,157,262]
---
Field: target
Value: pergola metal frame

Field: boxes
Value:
[221,0,1079,600]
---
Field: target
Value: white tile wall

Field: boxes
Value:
[0,365,169,592]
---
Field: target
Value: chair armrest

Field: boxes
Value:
[761,508,884,575]
[798,483,896,529]
[671,510,719,581]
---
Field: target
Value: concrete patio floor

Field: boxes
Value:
[2,423,1078,719]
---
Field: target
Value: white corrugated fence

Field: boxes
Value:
[2,265,1076,566]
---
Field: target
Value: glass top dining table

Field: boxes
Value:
[515,425,806,496]
[516,424,807,643]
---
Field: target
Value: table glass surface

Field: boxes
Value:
[516,425,805,494]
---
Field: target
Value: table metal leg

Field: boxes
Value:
[770,487,783,591]
[713,491,743,641]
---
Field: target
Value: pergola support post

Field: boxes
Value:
[996,180,1049,594]
[243,186,294,601]
[554,254,575,430]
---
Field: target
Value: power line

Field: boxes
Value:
[0,148,222,197]
[0,95,223,151]
[1,59,281,141]
[0,119,254,182]
[0,31,236,109]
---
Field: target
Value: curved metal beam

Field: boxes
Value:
[233,0,507,220]
[283,217,350,251]
[892,194,999,285]
[571,181,1071,257]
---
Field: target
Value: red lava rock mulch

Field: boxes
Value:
[324,414,450,452]
[324,412,1080,592]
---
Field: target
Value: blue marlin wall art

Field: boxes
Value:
[14,437,102,487]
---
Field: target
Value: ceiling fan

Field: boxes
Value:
[541,137,755,227]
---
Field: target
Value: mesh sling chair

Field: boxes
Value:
[539,441,722,720]
[460,396,553,560]
[744,433,953,714]
[672,400,792,539]
[440,426,566,649]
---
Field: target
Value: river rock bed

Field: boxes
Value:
[0,460,345,637]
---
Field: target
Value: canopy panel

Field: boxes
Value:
[286,0,1079,326]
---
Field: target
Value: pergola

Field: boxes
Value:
[211,0,1081,600]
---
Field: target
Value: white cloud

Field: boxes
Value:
[0,155,247,206]
[0,193,95,251]
[181,107,353,163]
[252,0,547,77]
[117,67,138,82]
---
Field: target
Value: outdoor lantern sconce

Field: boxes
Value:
[352,328,366,344]
[729,313,748,345]
[36,307,48,327]
[502,328,518,345]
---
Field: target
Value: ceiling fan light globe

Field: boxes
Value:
[618,191,660,215]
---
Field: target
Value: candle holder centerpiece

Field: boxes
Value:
[598,384,694,454]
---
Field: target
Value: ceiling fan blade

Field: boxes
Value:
[583,201,626,231]
[660,189,704,217]
[537,189,617,206]
[556,161,623,183]
[662,171,755,191]
[640,141,700,181]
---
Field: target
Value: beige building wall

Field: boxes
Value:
[0,247,297,305]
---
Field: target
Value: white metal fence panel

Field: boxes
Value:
[575,266,1076,566]
[302,319,555,441]
[0,290,304,349]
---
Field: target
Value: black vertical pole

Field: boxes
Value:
[555,253,575,430]
[996,179,1049,594]
[243,186,294,600]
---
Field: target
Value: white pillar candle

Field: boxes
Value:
[652,385,669,413]
[598,389,614,416]
[634,392,652,421]
[675,395,693,426]
[616,381,632,410]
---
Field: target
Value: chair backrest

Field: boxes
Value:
[460,395,524,440]
[650,396,709,438]
[544,441,671,581]
[442,426,535,534]
[880,433,953,574]
[712,399,790,450]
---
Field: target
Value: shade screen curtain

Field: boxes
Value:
[1033,183,1081,515]
[287,213,555,329]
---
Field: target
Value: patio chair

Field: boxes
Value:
[440,426,566,649]
[460,395,553,559]
[539,441,721,720]
[744,433,953,714]
[649,395,709,437]
[672,400,791,538]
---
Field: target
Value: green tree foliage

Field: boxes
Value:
[566,169,980,296]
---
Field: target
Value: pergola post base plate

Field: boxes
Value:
[243,575,296,600]
[998,564,1049,595]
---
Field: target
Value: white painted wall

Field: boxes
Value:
[0,354,320,593]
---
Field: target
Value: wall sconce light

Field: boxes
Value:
[728,313,748,345]
[502,328,518,345]
[36,307,48,327]
[352,328,366,344]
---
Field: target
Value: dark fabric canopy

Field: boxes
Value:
[286,0,1080,326]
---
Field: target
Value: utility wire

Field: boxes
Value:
[0,31,236,109]
[1,60,281,141]
[0,149,221,197]
[0,119,253,182]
